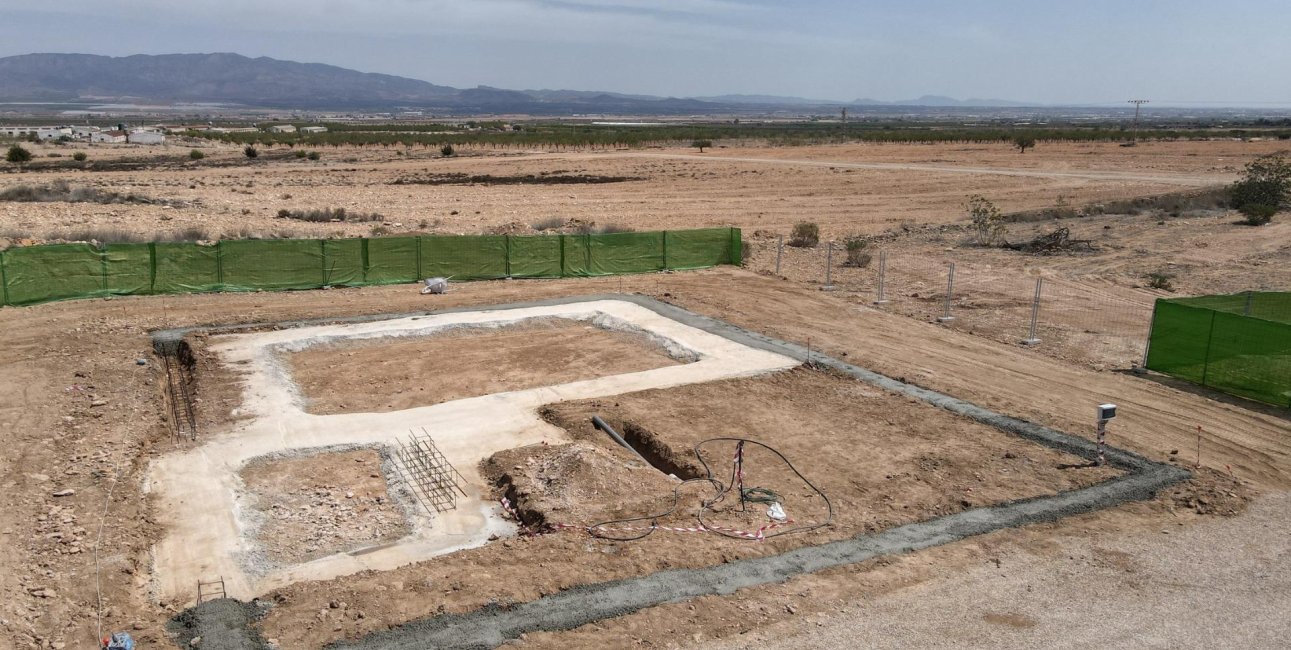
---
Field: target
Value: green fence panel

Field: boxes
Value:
[588,231,665,276]
[507,235,563,278]
[561,234,593,277]
[1,244,105,305]
[1145,300,1215,385]
[104,243,153,296]
[419,235,508,280]
[218,239,324,291]
[364,237,420,285]
[666,228,737,270]
[1202,310,1291,407]
[322,239,365,286]
[154,242,221,294]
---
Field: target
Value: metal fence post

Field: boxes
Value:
[1022,277,1043,345]
[873,250,889,305]
[1244,290,1254,317]
[937,261,955,322]
[774,236,783,275]
[1137,302,1158,372]
[822,241,836,290]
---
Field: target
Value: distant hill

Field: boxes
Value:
[0,52,1039,113]
[0,52,726,114]
[852,94,1035,107]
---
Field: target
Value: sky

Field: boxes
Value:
[1,0,1289,105]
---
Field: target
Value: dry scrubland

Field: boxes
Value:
[0,138,1287,649]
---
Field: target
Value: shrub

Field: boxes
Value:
[277,207,384,223]
[6,145,32,164]
[72,151,88,162]
[531,216,564,231]
[189,149,205,160]
[788,221,820,247]
[243,146,258,159]
[842,236,872,267]
[440,144,455,157]
[306,151,320,161]
[1239,203,1277,226]
[294,150,307,158]
[1146,270,1175,291]
[1229,154,1288,224]
[967,194,1007,246]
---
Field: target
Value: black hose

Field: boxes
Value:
[587,437,833,542]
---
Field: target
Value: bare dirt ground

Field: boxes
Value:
[285,319,683,414]
[0,138,1287,649]
[239,448,409,566]
[1,139,1284,246]
[533,367,1120,535]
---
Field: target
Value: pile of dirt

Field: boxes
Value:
[482,441,676,527]
[1162,464,1253,516]
[240,448,410,565]
[167,598,272,650]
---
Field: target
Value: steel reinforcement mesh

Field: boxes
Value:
[0,228,743,307]
[1145,292,1291,407]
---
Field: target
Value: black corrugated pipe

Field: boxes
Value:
[591,415,649,464]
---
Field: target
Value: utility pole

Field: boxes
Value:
[1128,99,1149,143]
[840,106,847,126]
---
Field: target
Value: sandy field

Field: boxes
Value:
[0,139,1286,649]
[0,139,1284,245]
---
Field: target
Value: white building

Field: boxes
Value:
[92,130,128,143]
[71,126,101,138]
[36,127,73,141]
[127,131,166,144]
[299,126,328,134]
[267,124,297,133]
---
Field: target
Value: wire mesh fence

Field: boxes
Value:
[754,238,1158,368]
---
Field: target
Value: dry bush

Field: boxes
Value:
[788,221,819,247]
[842,236,872,267]
[276,207,384,223]
[531,216,564,231]
[0,180,179,206]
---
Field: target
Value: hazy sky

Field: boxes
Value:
[2,0,1289,105]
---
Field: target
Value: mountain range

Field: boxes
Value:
[0,52,1038,113]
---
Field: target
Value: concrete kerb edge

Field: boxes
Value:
[156,293,1190,650]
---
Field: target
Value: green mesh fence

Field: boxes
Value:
[1146,292,1291,407]
[0,228,741,308]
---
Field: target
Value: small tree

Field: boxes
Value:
[1014,136,1036,154]
[788,222,820,248]
[72,151,88,162]
[306,151,320,161]
[243,146,258,159]
[967,194,1007,246]
[441,144,455,157]
[189,149,205,160]
[692,139,713,153]
[1229,153,1289,225]
[6,145,32,164]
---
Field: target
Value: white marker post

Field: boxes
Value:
[1096,403,1117,466]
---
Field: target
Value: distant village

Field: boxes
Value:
[0,123,328,144]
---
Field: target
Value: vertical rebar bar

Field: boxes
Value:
[874,250,889,305]
[937,261,955,322]
[774,236,783,275]
[1023,277,1043,345]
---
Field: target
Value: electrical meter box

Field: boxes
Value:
[1097,403,1117,421]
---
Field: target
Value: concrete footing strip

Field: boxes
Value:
[159,294,1190,649]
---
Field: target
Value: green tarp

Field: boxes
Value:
[1146,292,1291,407]
[0,227,742,308]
